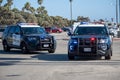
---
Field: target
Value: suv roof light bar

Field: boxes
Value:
[17,23,38,25]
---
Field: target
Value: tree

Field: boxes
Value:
[30,7,35,14]
[0,0,3,6]
[37,6,44,14]
[38,0,43,6]
[0,0,71,27]
[14,13,26,23]
[77,16,90,22]
[21,12,37,23]
[4,0,13,10]
[22,2,35,14]
[0,9,16,25]
[22,2,31,12]
[12,8,19,13]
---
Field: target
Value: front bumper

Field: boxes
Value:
[68,40,110,57]
[26,37,56,51]
[68,47,109,57]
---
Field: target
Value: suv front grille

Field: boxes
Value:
[38,37,53,49]
[78,38,97,55]
[40,38,52,42]
[79,38,97,46]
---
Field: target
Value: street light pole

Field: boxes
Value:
[69,0,73,26]
[119,0,120,24]
[116,0,119,25]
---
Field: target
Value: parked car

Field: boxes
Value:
[108,27,118,37]
[68,24,113,60]
[2,23,56,53]
[61,27,72,32]
[45,27,62,33]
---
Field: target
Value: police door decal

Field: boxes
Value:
[12,34,20,46]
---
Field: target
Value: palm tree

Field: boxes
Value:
[30,7,35,14]
[37,6,45,14]
[22,2,31,12]
[4,0,13,10]
[38,0,43,6]
[12,8,19,13]
[77,16,90,22]
[24,2,31,11]
[0,0,3,6]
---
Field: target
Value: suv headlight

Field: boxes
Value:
[100,44,107,50]
[69,38,78,51]
[99,39,108,43]
[70,38,78,45]
[99,38,108,50]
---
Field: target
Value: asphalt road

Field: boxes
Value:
[0,32,120,80]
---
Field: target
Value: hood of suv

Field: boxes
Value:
[24,33,53,43]
[25,33,53,38]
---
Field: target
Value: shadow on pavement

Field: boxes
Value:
[0,49,23,54]
[31,52,68,61]
[30,52,102,61]
[0,49,32,66]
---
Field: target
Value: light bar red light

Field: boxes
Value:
[90,37,95,41]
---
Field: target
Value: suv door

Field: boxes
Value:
[7,26,16,46]
[12,26,21,47]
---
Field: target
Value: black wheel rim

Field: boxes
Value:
[22,45,26,53]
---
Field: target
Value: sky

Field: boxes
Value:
[2,0,117,22]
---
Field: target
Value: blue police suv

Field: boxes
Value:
[2,23,56,53]
[68,24,113,60]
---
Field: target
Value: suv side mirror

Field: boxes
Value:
[67,31,72,36]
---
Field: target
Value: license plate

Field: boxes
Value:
[43,44,49,47]
[84,48,91,52]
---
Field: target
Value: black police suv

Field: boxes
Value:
[2,23,56,53]
[68,24,113,60]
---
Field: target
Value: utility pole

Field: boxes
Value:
[116,0,119,25]
[119,0,120,24]
[69,0,73,26]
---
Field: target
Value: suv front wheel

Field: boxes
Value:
[48,49,55,53]
[21,43,29,54]
[105,49,112,60]
[68,52,75,60]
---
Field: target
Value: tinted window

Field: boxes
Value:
[74,27,108,35]
[22,27,46,34]
[9,26,16,34]
[3,26,11,34]
[14,26,21,34]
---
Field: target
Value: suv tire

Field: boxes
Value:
[48,49,55,53]
[3,41,10,52]
[68,52,75,60]
[21,43,29,54]
[105,54,111,60]
[105,49,112,60]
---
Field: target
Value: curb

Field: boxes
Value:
[62,38,69,41]
[113,38,120,41]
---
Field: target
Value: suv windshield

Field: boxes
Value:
[22,27,46,34]
[74,26,108,35]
